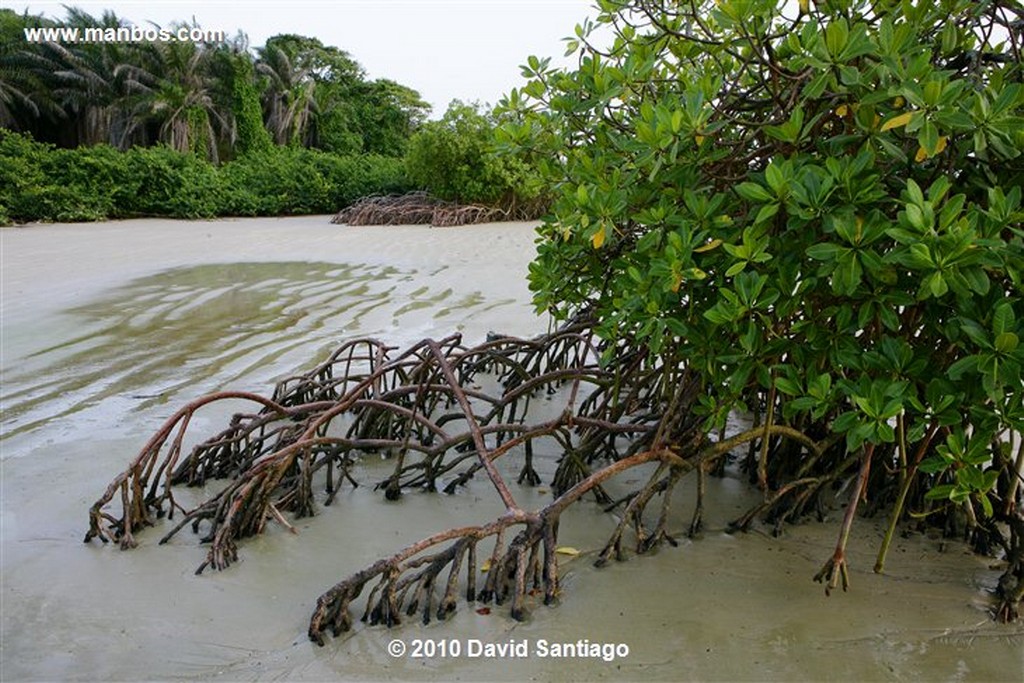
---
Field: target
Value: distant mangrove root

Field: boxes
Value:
[85,320,1023,644]
[331,191,545,227]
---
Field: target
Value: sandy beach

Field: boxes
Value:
[1,216,1021,682]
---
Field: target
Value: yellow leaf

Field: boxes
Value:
[799,0,810,12]
[695,134,705,145]
[694,238,723,253]
[893,96,905,109]
[555,546,580,556]
[481,558,492,572]
[591,227,605,249]
[836,104,848,117]
[880,111,913,132]
[915,136,948,162]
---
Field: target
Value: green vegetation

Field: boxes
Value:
[498,0,1023,614]
[0,9,428,158]
[0,7,424,224]
[0,7,548,225]
[0,129,409,221]
[76,0,1024,631]
[406,100,546,212]
[230,55,273,156]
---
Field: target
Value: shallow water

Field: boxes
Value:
[2,261,510,442]
[1,217,1021,682]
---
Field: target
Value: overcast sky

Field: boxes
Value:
[12,0,601,116]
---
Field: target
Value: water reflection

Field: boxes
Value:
[1,261,514,442]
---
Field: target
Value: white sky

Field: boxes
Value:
[11,0,601,117]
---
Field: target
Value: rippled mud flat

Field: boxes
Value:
[2,217,1022,682]
[3,261,507,441]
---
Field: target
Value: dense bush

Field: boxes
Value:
[218,148,332,216]
[0,129,411,224]
[405,101,545,210]
[217,147,410,216]
[0,131,117,222]
[502,0,1023,613]
[311,152,411,206]
[118,146,224,218]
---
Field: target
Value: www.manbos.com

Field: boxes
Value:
[23,25,227,44]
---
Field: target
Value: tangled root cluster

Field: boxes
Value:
[85,320,1024,643]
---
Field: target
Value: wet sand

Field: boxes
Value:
[1,216,1021,682]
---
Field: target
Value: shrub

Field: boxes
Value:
[405,101,544,209]
[501,0,1024,608]
[119,146,223,218]
[214,148,410,216]
[219,147,332,215]
[312,152,411,207]
[0,130,118,222]
[0,128,413,221]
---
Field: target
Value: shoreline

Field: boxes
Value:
[1,212,523,229]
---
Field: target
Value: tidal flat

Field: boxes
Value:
[1,217,1021,682]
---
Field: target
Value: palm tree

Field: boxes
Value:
[0,10,64,133]
[255,43,317,146]
[43,41,132,147]
[50,9,137,147]
[119,29,228,161]
[2,9,145,148]
[0,52,42,129]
